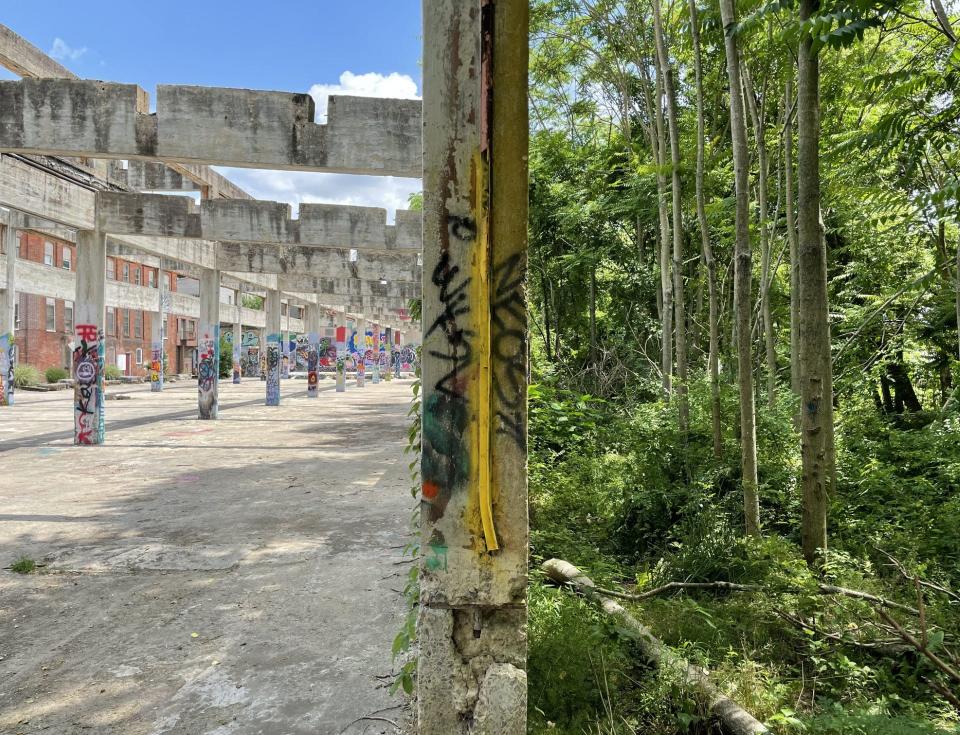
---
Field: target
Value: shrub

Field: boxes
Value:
[103,364,122,380]
[13,364,41,388]
[45,366,69,383]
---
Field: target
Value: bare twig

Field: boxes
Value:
[877,607,960,686]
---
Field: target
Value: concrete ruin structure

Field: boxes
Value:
[0,1,529,729]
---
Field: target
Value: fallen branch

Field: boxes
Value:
[876,607,960,687]
[542,558,769,735]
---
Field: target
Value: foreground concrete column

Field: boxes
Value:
[197,268,220,420]
[306,304,320,398]
[418,2,530,732]
[150,267,165,392]
[74,228,107,445]
[232,321,242,384]
[335,310,347,392]
[265,290,281,406]
[0,212,21,407]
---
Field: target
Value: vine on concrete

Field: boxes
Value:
[392,343,422,696]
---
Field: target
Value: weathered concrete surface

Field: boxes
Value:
[278,276,421,301]
[0,378,416,734]
[0,79,421,177]
[97,193,422,252]
[217,243,421,283]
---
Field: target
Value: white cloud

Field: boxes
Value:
[212,70,422,220]
[49,37,87,62]
[308,70,419,123]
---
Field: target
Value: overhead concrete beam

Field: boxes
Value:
[277,274,421,300]
[0,79,422,177]
[217,243,422,282]
[108,160,201,192]
[95,192,421,251]
[287,292,408,311]
[0,25,73,79]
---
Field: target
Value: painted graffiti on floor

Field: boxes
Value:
[73,323,104,445]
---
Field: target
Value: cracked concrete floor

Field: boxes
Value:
[0,376,416,734]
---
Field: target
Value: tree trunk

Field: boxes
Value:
[653,0,688,431]
[797,0,832,566]
[744,66,777,409]
[785,71,801,398]
[654,65,674,398]
[688,0,722,457]
[541,270,553,362]
[719,0,760,536]
[887,360,923,413]
[589,265,597,369]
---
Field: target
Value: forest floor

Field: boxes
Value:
[0,378,415,734]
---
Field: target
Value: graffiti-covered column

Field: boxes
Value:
[150,267,166,392]
[74,228,107,445]
[232,321,242,384]
[419,1,530,732]
[306,303,320,398]
[355,315,366,387]
[280,305,291,379]
[384,326,393,381]
[265,290,282,406]
[371,322,381,384]
[197,268,220,420]
[335,309,347,392]
[0,211,21,407]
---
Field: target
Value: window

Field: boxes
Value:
[14,302,20,329]
[135,348,143,365]
[62,245,71,271]
[45,298,56,331]
[106,257,116,280]
[64,300,74,334]
[122,263,130,282]
[147,269,156,288]
[44,241,54,267]
[133,310,141,338]
[16,233,21,258]
[134,267,142,286]
[122,309,130,337]
[186,319,195,338]
[106,307,115,336]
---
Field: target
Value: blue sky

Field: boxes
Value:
[3,2,423,217]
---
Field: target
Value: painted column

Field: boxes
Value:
[384,326,393,381]
[265,290,281,406]
[73,228,107,445]
[371,322,381,384]
[355,316,365,388]
[394,328,402,378]
[232,321,242,384]
[419,2,530,731]
[335,309,347,392]
[259,327,267,380]
[280,305,291,379]
[0,212,21,407]
[197,268,220,420]
[150,266,166,392]
[306,303,320,398]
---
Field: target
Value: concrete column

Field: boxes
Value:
[197,268,220,420]
[280,304,291,379]
[0,212,21,407]
[335,309,347,393]
[355,316,365,388]
[150,266,165,392]
[306,303,320,398]
[258,327,266,380]
[265,290,281,406]
[74,228,107,445]
[232,321,242,384]
[371,322,381,384]
[384,326,393,381]
[418,2,530,732]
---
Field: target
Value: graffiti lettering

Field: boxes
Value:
[265,340,281,406]
[197,330,218,420]
[73,325,103,445]
[491,253,527,450]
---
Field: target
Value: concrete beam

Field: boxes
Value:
[0,25,73,79]
[289,293,409,313]
[278,275,421,300]
[0,79,422,177]
[217,243,421,282]
[108,160,201,192]
[95,192,421,251]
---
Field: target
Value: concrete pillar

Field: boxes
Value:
[150,266,165,392]
[231,321,242,384]
[74,228,107,445]
[418,2,530,732]
[0,212,21,407]
[371,322,381,384]
[197,268,220,420]
[355,316,365,388]
[258,327,266,380]
[335,309,347,393]
[384,326,393,382]
[306,303,320,398]
[280,304,291,379]
[265,290,281,406]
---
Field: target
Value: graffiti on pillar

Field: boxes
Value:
[422,247,473,521]
[492,253,527,450]
[197,327,219,420]
[0,333,14,406]
[356,358,366,387]
[307,334,319,398]
[73,324,104,445]
[150,341,164,392]
[393,350,402,379]
[400,346,418,370]
[265,337,281,406]
[319,337,336,367]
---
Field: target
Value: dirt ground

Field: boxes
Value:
[0,375,417,734]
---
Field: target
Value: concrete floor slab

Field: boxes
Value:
[0,378,416,734]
